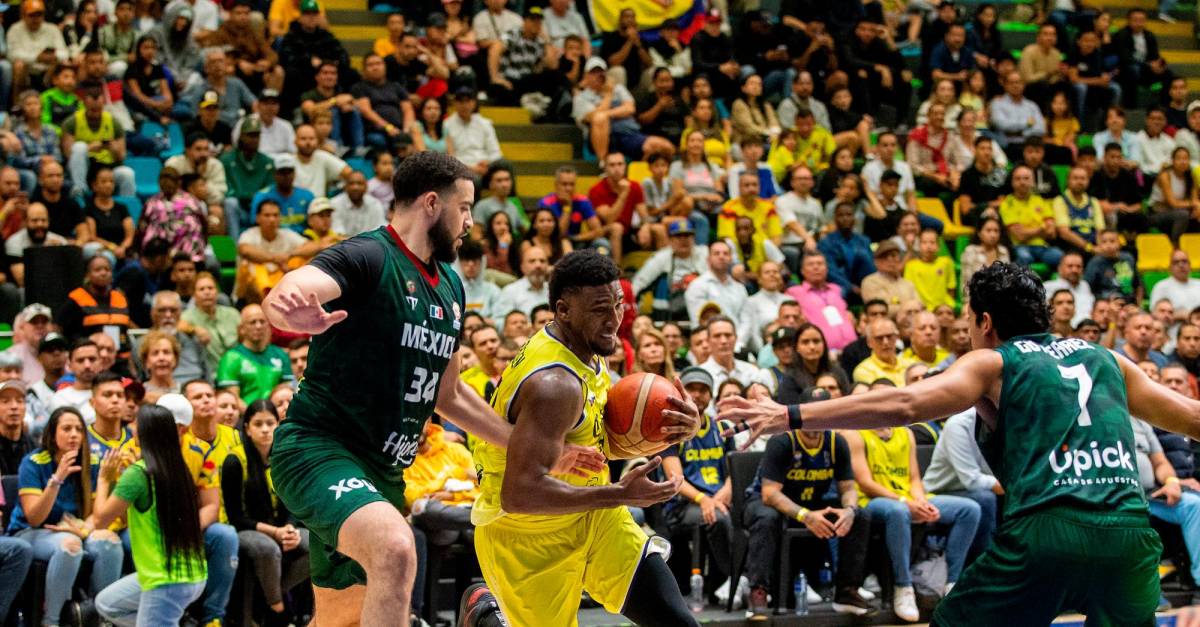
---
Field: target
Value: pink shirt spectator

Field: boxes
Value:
[786,282,857,350]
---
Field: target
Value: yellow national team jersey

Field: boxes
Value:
[181,423,247,523]
[473,327,611,528]
[857,428,913,507]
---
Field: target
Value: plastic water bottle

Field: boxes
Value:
[688,569,705,613]
[794,571,809,616]
[819,561,834,601]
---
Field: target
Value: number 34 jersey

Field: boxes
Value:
[983,333,1147,519]
[285,226,465,481]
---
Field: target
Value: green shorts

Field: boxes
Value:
[270,421,407,589]
[932,506,1161,627]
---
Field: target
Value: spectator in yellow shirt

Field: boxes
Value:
[901,310,950,367]
[793,107,837,173]
[852,317,914,386]
[903,228,957,310]
[1052,166,1105,254]
[717,171,782,243]
[999,165,1063,267]
[403,422,478,545]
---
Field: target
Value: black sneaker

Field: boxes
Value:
[458,583,502,627]
[832,587,876,616]
[747,586,770,621]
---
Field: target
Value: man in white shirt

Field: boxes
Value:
[699,316,770,392]
[860,131,918,210]
[5,203,67,288]
[472,0,522,44]
[49,338,100,424]
[542,0,590,53]
[495,245,550,318]
[1150,249,1200,317]
[684,239,748,327]
[163,133,227,209]
[738,261,791,355]
[330,170,386,236]
[455,240,502,323]
[444,88,503,177]
[630,221,707,320]
[7,0,67,91]
[1042,251,1095,327]
[1135,106,1175,178]
[776,71,831,131]
[293,124,350,196]
[233,89,294,157]
[3,304,51,386]
[1174,100,1200,164]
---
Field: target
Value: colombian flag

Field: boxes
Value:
[590,0,709,44]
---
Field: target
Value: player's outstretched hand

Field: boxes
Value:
[1179,606,1200,627]
[718,387,789,449]
[268,289,348,335]
[659,377,701,445]
[551,444,607,477]
[616,457,682,507]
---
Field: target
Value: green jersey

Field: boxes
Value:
[216,343,294,403]
[284,226,465,479]
[114,461,207,590]
[982,334,1146,519]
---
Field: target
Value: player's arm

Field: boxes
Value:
[1121,353,1200,441]
[263,265,347,334]
[501,368,681,515]
[718,350,1002,441]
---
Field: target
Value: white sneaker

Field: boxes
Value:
[893,586,920,623]
[944,582,955,597]
[714,577,732,606]
[858,586,876,601]
[863,574,881,593]
[806,585,822,604]
[732,576,751,610]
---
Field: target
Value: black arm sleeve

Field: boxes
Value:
[833,434,853,482]
[759,434,793,485]
[220,455,258,532]
[309,234,388,313]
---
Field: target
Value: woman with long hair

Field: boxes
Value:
[965,4,1004,63]
[482,211,516,276]
[680,97,732,169]
[472,162,528,238]
[138,330,181,399]
[85,165,135,264]
[518,207,572,268]
[632,327,675,379]
[670,130,726,217]
[730,73,779,147]
[65,0,101,59]
[92,405,206,626]
[916,79,963,128]
[815,146,857,203]
[1150,146,1199,243]
[411,97,450,154]
[9,408,123,627]
[776,324,851,404]
[959,215,1010,298]
[221,401,309,626]
[123,34,173,125]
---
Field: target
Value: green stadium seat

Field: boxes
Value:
[1143,271,1170,297]
[1051,165,1069,192]
[209,234,238,293]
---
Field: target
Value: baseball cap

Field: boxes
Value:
[668,221,694,237]
[177,5,193,19]
[453,85,476,101]
[523,5,543,18]
[771,327,797,347]
[801,386,831,403]
[874,239,901,258]
[19,303,51,323]
[260,88,281,101]
[427,12,447,27]
[37,332,68,353]
[0,380,25,396]
[122,377,145,401]
[704,7,721,22]
[299,0,320,12]
[1188,100,1200,115]
[200,90,219,108]
[240,115,262,134]
[157,393,193,427]
[679,367,714,392]
[273,153,297,170]
[308,197,334,216]
[584,57,607,73]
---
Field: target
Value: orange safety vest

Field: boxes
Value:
[68,287,132,329]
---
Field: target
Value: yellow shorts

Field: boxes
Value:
[474,507,649,627]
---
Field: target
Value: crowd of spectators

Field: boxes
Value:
[0,0,1199,624]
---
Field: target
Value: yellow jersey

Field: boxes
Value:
[472,327,611,528]
[181,423,246,523]
[857,428,913,507]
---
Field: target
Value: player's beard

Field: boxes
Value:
[430,214,461,263]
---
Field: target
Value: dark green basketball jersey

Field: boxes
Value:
[981,334,1147,519]
[284,226,465,479]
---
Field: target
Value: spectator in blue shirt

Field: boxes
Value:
[818,201,875,301]
[929,24,977,87]
[250,154,314,233]
[537,165,625,263]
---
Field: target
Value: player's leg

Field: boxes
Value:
[620,554,699,627]
[474,518,587,627]
[1080,512,1162,626]
[334,502,419,626]
[312,584,366,627]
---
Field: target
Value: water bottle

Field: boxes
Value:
[819,561,834,601]
[794,571,809,616]
[688,568,705,613]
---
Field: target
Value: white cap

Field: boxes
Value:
[157,393,193,427]
[584,56,607,73]
[273,153,297,170]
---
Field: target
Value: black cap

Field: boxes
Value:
[523,5,543,18]
[453,85,476,100]
[38,332,68,353]
[427,12,446,27]
[771,327,798,347]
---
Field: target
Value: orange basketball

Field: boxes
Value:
[605,373,682,458]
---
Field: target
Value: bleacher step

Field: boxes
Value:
[480,106,531,125]
[500,142,575,161]
[496,123,582,143]
[521,174,601,198]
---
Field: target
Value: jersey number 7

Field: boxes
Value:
[1058,364,1094,427]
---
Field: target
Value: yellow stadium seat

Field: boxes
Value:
[627,161,650,184]
[1180,234,1200,270]
[916,198,974,240]
[1136,233,1173,272]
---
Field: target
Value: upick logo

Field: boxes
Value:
[1048,441,1134,477]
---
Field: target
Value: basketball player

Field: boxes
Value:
[719,261,1200,624]
[470,250,703,627]
[263,152,603,626]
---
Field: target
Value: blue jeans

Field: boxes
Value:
[201,523,239,622]
[0,536,32,620]
[1149,490,1200,582]
[330,109,365,149]
[15,527,124,625]
[942,488,998,559]
[1072,82,1121,122]
[1013,244,1064,268]
[689,211,710,245]
[96,573,205,627]
[223,197,251,240]
[864,495,981,586]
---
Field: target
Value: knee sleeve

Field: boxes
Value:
[620,554,699,627]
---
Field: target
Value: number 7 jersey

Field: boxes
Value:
[284,226,465,480]
[981,333,1147,519]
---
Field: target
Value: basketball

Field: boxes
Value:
[604,372,683,458]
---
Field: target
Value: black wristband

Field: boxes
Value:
[787,404,803,431]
